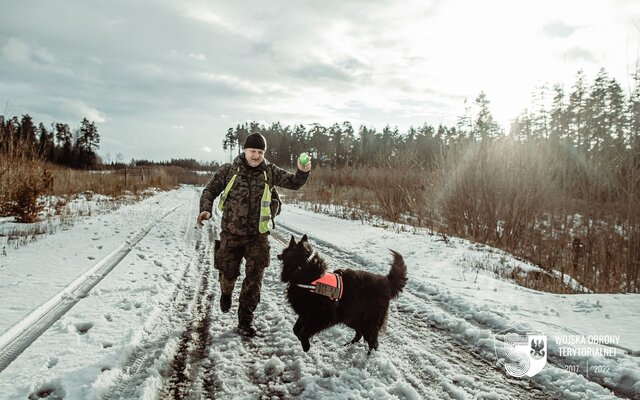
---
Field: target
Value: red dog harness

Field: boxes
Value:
[295,250,344,301]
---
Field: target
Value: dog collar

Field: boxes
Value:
[294,250,317,272]
[306,250,316,263]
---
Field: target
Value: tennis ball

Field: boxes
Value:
[299,152,309,166]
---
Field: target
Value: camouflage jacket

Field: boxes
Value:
[200,154,309,236]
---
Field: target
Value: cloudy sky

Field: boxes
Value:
[2,0,639,163]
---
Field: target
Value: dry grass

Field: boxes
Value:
[45,165,177,197]
[286,138,640,294]
[1,145,208,224]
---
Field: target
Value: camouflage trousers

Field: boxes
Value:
[214,231,270,327]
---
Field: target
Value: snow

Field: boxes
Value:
[0,186,638,399]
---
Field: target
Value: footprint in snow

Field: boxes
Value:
[74,322,94,335]
[47,357,59,369]
[88,256,95,260]
[28,381,66,400]
[137,253,146,259]
[154,260,163,267]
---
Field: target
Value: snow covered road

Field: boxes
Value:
[0,187,638,399]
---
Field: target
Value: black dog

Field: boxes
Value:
[277,234,407,354]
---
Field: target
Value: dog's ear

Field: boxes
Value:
[301,234,308,243]
[289,235,296,247]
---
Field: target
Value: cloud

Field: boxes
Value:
[201,146,212,153]
[199,73,263,95]
[563,47,597,63]
[64,100,107,123]
[189,53,207,61]
[1,37,31,64]
[182,7,257,40]
[1,37,56,67]
[289,62,355,83]
[542,21,579,38]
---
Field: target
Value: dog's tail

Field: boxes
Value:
[387,250,408,298]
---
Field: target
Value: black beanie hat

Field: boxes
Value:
[243,132,267,151]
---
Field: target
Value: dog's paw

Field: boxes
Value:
[302,340,311,352]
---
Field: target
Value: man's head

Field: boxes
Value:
[243,132,267,167]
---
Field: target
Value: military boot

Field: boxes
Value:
[220,293,232,313]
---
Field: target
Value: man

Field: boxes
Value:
[197,132,312,337]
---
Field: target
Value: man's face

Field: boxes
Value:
[244,148,265,167]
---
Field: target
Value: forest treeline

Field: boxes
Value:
[224,68,638,171]
[1,115,100,169]
[0,114,217,171]
[224,68,640,294]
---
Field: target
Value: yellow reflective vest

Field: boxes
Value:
[218,169,272,234]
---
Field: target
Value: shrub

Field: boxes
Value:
[0,160,47,223]
[9,173,46,222]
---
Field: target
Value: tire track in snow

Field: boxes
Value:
[105,238,206,400]
[0,201,189,374]
[159,221,217,400]
[102,189,206,400]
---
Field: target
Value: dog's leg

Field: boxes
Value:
[344,331,362,346]
[300,337,311,352]
[293,317,312,352]
[298,320,333,353]
[297,326,311,353]
[364,331,379,355]
[293,317,303,337]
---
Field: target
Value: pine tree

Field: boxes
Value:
[629,68,640,148]
[586,68,609,155]
[456,98,473,140]
[550,84,569,144]
[75,118,100,168]
[531,84,550,140]
[37,123,55,162]
[474,92,500,141]
[510,110,533,142]
[607,77,627,152]
[329,123,344,167]
[568,70,588,151]
[55,123,73,166]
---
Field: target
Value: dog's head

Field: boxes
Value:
[277,234,325,283]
